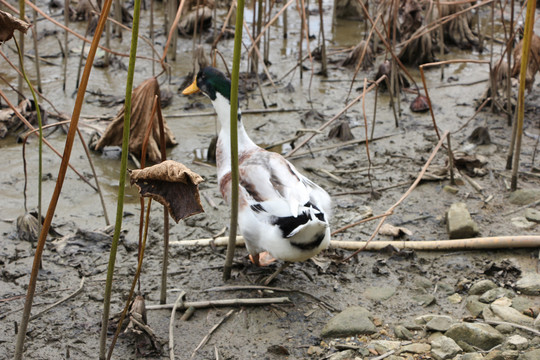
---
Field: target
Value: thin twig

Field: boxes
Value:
[502,198,540,216]
[191,310,235,358]
[205,285,338,311]
[343,131,450,261]
[287,134,396,160]
[285,76,387,158]
[169,291,186,360]
[478,319,540,336]
[30,277,85,321]
[147,297,291,310]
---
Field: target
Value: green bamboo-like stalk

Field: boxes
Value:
[14,0,115,357]
[98,0,142,356]
[511,0,536,190]
[223,0,245,281]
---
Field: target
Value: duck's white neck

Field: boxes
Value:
[211,93,258,179]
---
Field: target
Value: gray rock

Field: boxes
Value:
[401,343,431,354]
[443,185,459,194]
[448,293,463,304]
[495,323,515,334]
[328,349,357,360]
[484,349,503,360]
[501,350,519,360]
[466,295,488,316]
[370,340,401,353]
[511,296,535,314]
[364,285,396,301]
[426,315,455,332]
[491,304,534,325]
[508,189,540,205]
[415,277,434,291]
[469,280,498,295]
[413,294,436,306]
[481,307,501,322]
[445,323,504,350]
[506,335,529,350]
[511,216,536,229]
[462,353,485,360]
[415,314,435,325]
[518,349,540,360]
[437,282,456,295]
[479,288,515,303]
[430,335,462,360]
[446,202,479,239]
[524,208,540,223]
[393,325,414,340]
[516,273,540,295]
[321,306,376,337]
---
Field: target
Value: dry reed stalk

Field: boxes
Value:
[147,297,291,310]
[21,0,155,61]
[343,131,450,261]
[14,0,115,357]
[171,235,540,251]
[510,0,537,190]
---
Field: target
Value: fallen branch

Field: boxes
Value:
[192,309,235,358]
[146,296,291,310]
[30,277,85,321]
[171,236,540,251]
[331,236,540,250]
[204,285,338,312]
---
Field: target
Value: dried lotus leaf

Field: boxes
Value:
[0,10,30,43]
[130,160,204,222]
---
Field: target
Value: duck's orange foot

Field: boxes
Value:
[249,252,277,266]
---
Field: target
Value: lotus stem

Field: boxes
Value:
[99,0,142,356]
[223,0,245,281]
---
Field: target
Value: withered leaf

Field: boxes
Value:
[379,223,413,237]
[512,32,540,91]
[94,77,178,163]
[129,160,204,223]
[0,10,30,43]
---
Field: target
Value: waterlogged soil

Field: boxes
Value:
[1,0,540,359]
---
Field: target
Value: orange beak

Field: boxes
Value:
[182,77,200,95]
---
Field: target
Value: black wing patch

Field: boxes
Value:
[290,232,326,250]
[250,204,266,213]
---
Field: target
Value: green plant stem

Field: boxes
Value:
[511,0,536,190]
[98,0,141,356]
[223,0,245,281]
[13,0,114,358]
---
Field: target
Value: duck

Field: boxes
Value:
[182,67,331,265]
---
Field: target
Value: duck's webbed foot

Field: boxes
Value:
[249,251,276,267]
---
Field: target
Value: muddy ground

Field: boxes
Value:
[1,0,540,359]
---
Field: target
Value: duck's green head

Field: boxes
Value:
[182,67,231,102]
